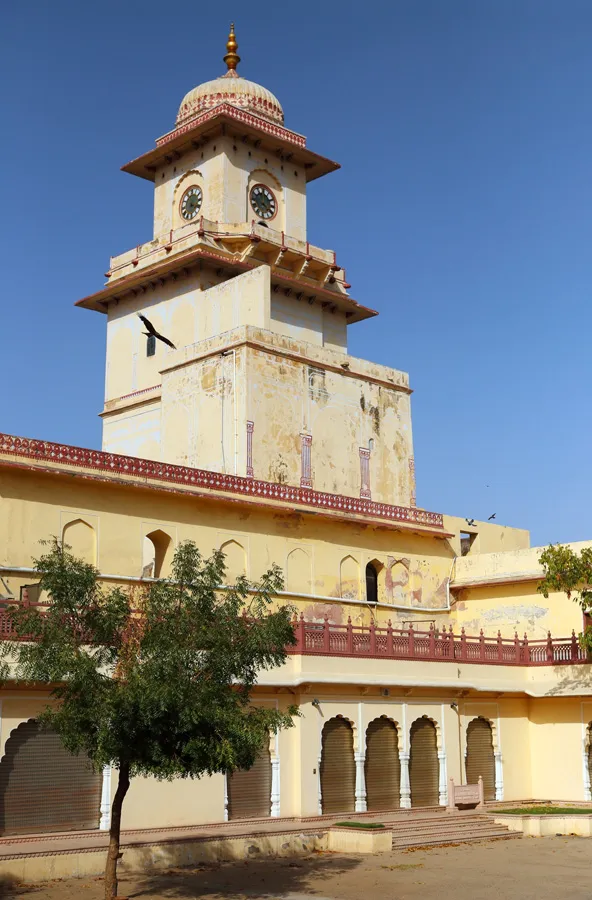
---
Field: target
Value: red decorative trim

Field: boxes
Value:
[359,448,371,500]
[176,91,284,129]
[157,104,307,150]
[300,434,312,489]
[246,421,254,478]
[0,433,445,529]
[288,617,586,668]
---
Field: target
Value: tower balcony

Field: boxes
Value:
[78,219,374,324]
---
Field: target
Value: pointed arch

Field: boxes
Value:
[340,555,360,600]
[221,539,247,581]
[465,717,496,801]
[365,717,400,810]
[0,720,101,835]
[227,739,272,821]
[142,529,174,578]
[62,519,96,565]
[365,559,383,605]
[409,717,440,808]
[286,548,312,595]
[388,559,409,605]
[320,716,356,814]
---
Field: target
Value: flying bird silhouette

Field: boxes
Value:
[488,513,496,521]
[465,518,476,526]
[137,314,176,349]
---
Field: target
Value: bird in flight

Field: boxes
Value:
[137,314,176,349]
[488,513,496,521]
[465,518,476,526]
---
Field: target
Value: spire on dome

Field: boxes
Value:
[223,23,240,74]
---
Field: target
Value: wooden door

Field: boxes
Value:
[320,718,355,814]
[227,743,272,820]
[365,718,400,811]
[409,718,439,808]
[465,718,496,801]
[0,720,101,836]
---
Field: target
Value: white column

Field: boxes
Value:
[271,756,281,817]
[438,751,448,806]
[224,773,229,822]
[355,752,367,812]
[399,751,411,808]
[99,765,112,831]
[494,751,505,801]
[317,751,323,815]
[583,739,592,801]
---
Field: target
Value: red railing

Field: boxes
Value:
[287,615,587,666]
[0,605,586,667]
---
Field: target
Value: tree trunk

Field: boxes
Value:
[104,762,130,900]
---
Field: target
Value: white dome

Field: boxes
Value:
[176,71,284,128]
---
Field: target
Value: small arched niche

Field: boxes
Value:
[62,519,96,565]
[286,548,312,595]
[142,530,173,578]
[340,556,360,600]
[221,540,247,581]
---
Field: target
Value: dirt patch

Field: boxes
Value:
[7,836,592,899]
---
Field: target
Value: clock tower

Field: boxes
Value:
[77,26,417,508]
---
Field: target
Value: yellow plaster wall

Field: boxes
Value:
[0,466,458,622]
[527,698,586,801]
[451,582,581,641]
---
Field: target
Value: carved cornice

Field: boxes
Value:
[0,433,445,531]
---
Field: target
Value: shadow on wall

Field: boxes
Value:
[542,664,592,697]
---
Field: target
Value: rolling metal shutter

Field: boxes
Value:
[365,719,400,811]
[0,720,101,836]
[409,718,439,808]
[320,718,355,815]
[227,744,272,820]
[465,718,496,801]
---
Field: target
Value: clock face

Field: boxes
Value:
[180,186,203,221]
[250,184,277,220]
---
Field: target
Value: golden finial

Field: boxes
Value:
[223,23,240,72]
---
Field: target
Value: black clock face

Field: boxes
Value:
[250,184,277,220]
[180,186,203,220]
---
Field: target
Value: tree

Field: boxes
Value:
[538,543,592,650]
[0,539,298,900]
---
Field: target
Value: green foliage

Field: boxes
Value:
[0,538,299,779]
[538,544,592,651]
[333,821,385,829]
[495,806,592,815]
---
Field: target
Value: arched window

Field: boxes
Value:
[365,563,378,604]
[142,530,173,578]
[62,519,96,565]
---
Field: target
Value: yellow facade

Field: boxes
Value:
[1,29,591,840]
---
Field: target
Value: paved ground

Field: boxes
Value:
[2,836,591,899]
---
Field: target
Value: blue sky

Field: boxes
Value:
[1,1,591,547]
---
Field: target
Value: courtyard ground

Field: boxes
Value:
[1,836,589,900]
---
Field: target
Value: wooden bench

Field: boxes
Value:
[447,776,485,811]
